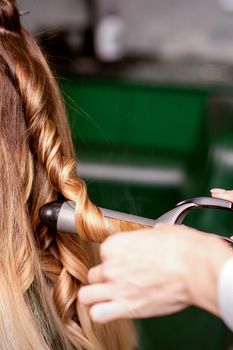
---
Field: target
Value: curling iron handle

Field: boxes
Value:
[154,197,233,225]
[154,203,197,225]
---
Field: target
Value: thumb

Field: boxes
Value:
[210,188,233,202]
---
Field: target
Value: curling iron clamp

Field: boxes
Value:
[39,197,233,246]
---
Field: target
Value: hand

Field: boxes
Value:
[78,224,232,323]
[211,188,233,239]
[211,188,233,203]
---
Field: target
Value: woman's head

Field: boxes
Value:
[0,1,142,349]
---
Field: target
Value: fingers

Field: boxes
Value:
[210,189,233,240]
[88,265,104,284]
[79,284,128,323]
[90,301,127,323]
[211,188,233,202]
[78,283,113,305]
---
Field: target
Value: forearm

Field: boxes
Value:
[186,233,233,316]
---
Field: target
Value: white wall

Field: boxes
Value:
[18,0,233,63]
[18,0,88,31]
[99,0,233,62]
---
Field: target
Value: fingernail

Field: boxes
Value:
[210,188,226,193]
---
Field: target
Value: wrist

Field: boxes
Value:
[185,232,233,315]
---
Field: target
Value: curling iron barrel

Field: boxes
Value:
[39,197,233,244]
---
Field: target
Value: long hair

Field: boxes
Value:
[0,1,146,349]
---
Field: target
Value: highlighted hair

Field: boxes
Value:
[0,0,144,349]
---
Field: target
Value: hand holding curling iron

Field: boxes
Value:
[78,189,233,323]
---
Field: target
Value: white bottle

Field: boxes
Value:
[95,10,125,62]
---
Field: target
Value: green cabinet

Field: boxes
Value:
[62,77,207,155]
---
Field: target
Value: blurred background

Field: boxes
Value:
[19,0,233,349]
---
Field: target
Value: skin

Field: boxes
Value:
[78,190,233,323]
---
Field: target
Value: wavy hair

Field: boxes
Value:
[0,1,146,349]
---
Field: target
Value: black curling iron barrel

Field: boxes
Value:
[39,197,233,245]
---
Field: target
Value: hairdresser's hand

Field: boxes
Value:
[211,188,233,205]
[79,224,232,323]
[211,188,233,240]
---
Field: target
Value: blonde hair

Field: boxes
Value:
[0,0,146,349]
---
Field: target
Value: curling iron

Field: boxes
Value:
[39,197,233,245]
